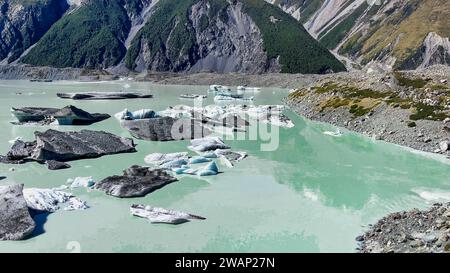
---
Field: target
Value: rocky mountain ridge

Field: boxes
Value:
[267,0,450,71]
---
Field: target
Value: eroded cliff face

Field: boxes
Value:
[126,1,278,73]
[0,0,69,64]
[188,1,278,73]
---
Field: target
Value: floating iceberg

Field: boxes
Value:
[68,177,95,188]
[160,159,189,169]
[197,162,219,176]
[144,152,189,165]
[114,109,158,120]
[23,188,88,213]
[214,150,247,168]
[188,156,211,164]
[157,104,294,129]
[64,197,89,211]
[130,204,205,224]
[188,137,230,153]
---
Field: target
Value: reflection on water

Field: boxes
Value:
[0,80,449,253]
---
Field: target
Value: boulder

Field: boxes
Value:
[94,166,178,198]
[121,117,211,141]
[57,92,153,100]
[130,204,205,224]
[439,141,450,151]
[0,185,36,240]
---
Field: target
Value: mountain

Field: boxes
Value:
[267,0,450,70]
[0,0,69,64]
[18,0,345,74]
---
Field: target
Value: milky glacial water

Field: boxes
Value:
[0,80,449,253]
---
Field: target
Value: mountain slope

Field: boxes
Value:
[21,0,139,69]
[19,0,345,74]
[0,0,69,64]
[124,0,345,74]
[267,0,450,70]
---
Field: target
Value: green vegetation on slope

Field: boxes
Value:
[124,0,199,70]
[22,0,131,69]
[241,0,346,74]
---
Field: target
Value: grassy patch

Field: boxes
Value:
[394,72,428,89]
[409,103,449,121]
[407,121,417,127]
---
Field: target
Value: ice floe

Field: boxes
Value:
[23,188,88,213]
[130,204,205,224]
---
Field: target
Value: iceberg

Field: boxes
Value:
[144,152,189,165]
[23,188,88,213]
[188,156,211,164]
[130,204,205,224]
[68,177,95,188]
[197,162,219,176]
[160,159,189,169]
[188,137,230,152]
[64,197,89,211]
[114,109,158,120]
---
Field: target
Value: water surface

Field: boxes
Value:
[0,80,449,253]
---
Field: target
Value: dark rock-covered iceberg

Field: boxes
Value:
[0,184,36,241]
[57,92,152,100]
[0,130,136,169]
[94,165,177,198]
[11,105,110,125]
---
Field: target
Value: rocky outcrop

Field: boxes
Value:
[94,165,178,198]
[358,203,450,253]
[270,0,450,70]
[0,184,36,240]
[409,32,450,70]
[0,129,137,168]
[0,0,69,64]
[126,1,274,73]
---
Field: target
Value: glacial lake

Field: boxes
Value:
[0,80,449,253]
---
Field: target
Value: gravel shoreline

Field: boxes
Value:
[285,69,450,157]
[357,203,450,253]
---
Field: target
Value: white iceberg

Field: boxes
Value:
[115,108,158,120]
[131,205,205,224]
[188,137,230,152]
[68,177,95,188]
[144,152,189,165]
[64,197,89,211]
[23,188,89,213]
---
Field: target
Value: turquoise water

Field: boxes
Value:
[0,80,449,253]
